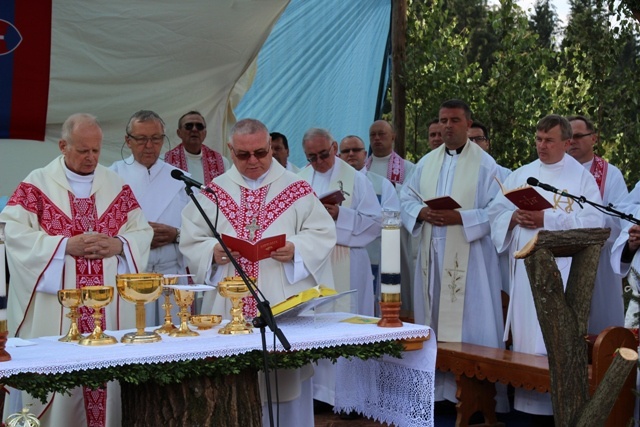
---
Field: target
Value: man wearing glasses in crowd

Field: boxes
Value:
[180,119,336,427]
[111,110,191,323]
[164,110,229,186]
[566,115,628,336]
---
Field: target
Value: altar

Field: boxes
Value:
[0,313,435,427]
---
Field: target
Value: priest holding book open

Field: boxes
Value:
[179,118,336,427]
[488,114,604,418]
[399,99,507,411]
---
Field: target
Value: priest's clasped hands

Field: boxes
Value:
[510,209,544,230]
[418,207,462,227]
[66,233,124,259]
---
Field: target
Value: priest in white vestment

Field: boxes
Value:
[339,135,400,312]
[299,128,382,317]
[566,115,628,334]
[488,114,604,416]
[111,110,191,324]
[179,119,336,427]
[400,100,506,410]
[0,113,152,427]
[365,120,417,318]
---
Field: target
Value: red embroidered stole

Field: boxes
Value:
[364,151,406,184]
[7,182,140,427]
[590,155,608,198]
[204,180,314,317]
[164,144,226,184]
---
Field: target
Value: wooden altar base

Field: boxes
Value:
[120,368,261,427]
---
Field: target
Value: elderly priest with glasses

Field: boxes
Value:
[179,118,336,427]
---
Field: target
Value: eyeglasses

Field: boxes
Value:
[469,136,487,143]
[127,134,165,146]
[230,144,270,161]
[572,132,594,139]
[306,150,332,163]
[340,147,365,155]
[183,122,205,131]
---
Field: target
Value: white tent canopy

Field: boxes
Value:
[0,0,391,197]
[0,0,289,195]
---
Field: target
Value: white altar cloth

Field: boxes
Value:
[0,313,434,426]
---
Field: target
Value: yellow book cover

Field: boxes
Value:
[271,285,337,316]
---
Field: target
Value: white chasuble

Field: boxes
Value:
[0,156,152,427]
[180,161,336,318]
[419,143,481,342]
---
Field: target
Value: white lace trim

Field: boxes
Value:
[0,313,432,377]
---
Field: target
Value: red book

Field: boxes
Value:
[221,234,286,263]
[319,189,345,205]
[408,186,461,210]
[494,178,552,211]
[424,195,462,210]
[503,187,553,211]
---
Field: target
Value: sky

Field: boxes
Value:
[489,0,572,25]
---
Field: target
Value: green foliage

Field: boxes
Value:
[1,340,404,404]
[403,0,640,186]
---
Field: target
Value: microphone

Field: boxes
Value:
[527,177,566,196]
[170,169,215,194]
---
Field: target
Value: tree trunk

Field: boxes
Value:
[120,369,261,427]
[391,0,407,158]
[521,228,637,427]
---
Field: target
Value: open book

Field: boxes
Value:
[495,178,553,211]
[319,189,345,205]
[221,234,286,263]
[272,285,355,317]
[408,186,461,210]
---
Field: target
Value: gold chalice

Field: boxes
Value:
[78,286,117,346]
[57,289,85,342]
[116,273,164,344]
[155,275,179,334]
[170,289,199,337]
[218,276,254,335]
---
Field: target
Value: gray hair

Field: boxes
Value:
[302,128,334,147]
[126,110,165,134]
[61,113,100,143]
[229,118,269,145]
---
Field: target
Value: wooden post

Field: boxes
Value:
[391,0,407,158]
[518,228,638,427]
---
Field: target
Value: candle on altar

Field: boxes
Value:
[380,210,401,301]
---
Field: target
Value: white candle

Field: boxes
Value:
[380,228,400,274]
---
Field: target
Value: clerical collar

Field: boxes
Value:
[445,144,465,156]
[63,161,95,183]
[240,164,272,190]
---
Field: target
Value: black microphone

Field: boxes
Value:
[170,169,215,194]
[527,177,565,196]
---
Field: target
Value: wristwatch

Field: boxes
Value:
[175,227,181,244]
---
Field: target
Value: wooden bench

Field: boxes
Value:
[436,326,638,427]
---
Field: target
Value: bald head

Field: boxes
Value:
[339,135,367,170]
[369,120,395,157]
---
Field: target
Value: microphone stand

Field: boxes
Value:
[182,183,290,427]
[537,187,640,225]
